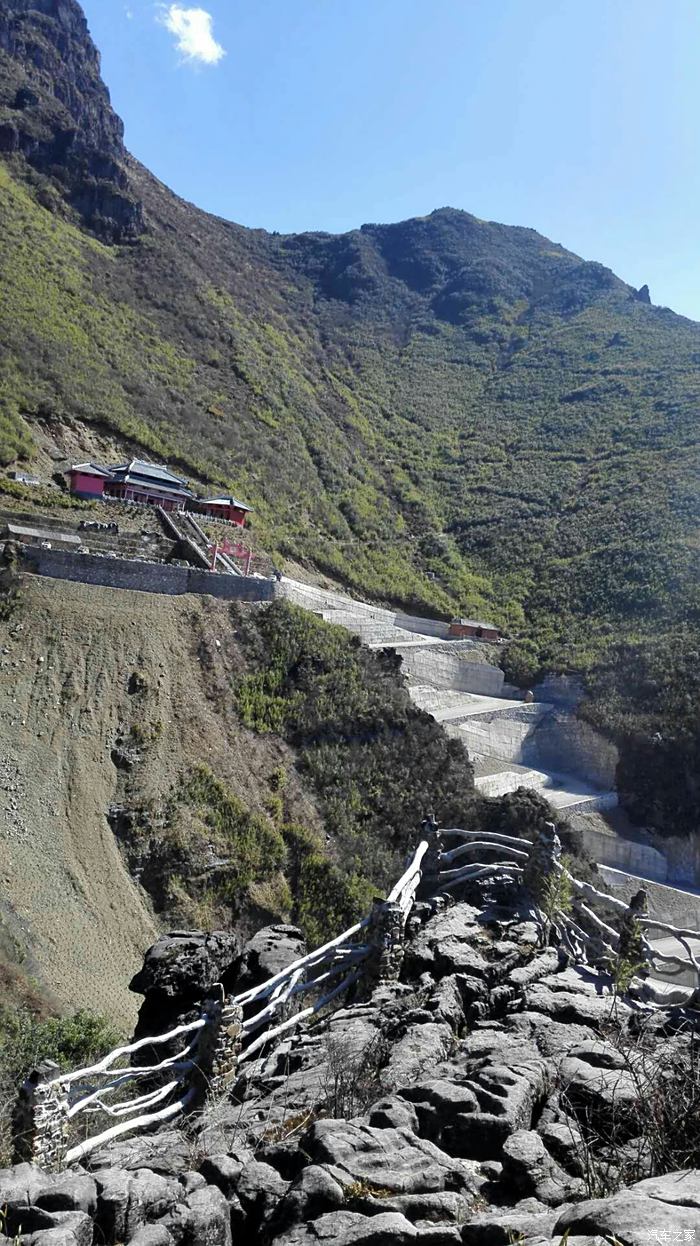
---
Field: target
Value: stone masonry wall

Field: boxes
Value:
[19,547,274,602]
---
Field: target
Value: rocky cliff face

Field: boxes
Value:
[2,887,699,1245]
[0,0,142,239]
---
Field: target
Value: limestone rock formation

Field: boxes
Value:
[2,886,699,1246]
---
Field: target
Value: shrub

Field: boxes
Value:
[0,1005,122,1165]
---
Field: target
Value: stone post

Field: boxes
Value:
[417,815,443,899]
[12,1060,69,1171]
[617,888,648,970]
[366,898,406,988]
[521,820,561,905]
[191,997,243,1106]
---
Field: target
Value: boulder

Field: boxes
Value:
[130,931,240,1003]
[367,1097,420,1133]
[95,1167,133,1242]
[184,1184,233,1246]
[180,1171,207,1196]
[404,907,484,979]
[16,1231,81,1246]
[40,1211,93,1246]
[558,1055,638,1136]
[2,1202,57,1236]
[34,1174,98,1217]
[350,1191,469,1224]
[524,968,626,1030]
[268,1164,346,1231]
[129,931,240,1061]
[505,1013,597,1058]
[303,1120,481,1196]
[87,1130,190,1177]
[234,925,306,994]
[127,1227,176,1246]
[125,1169,182,1237]
[272,1209,419,1246]
[461,1199,559,1245]
[537,1120,585,1176]
[630,1168,700,1205]
[550,1171,697,1241]
[198,1152,247,1198]
[501,1129,586,1205]
[0,1162,49,1206]
[236,1159,289,1226]
[399,1029,552,1160]
[382,1022,453,1089]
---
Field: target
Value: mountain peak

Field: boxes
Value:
[0,0,142,240]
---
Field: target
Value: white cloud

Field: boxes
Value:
[160,5,225,65]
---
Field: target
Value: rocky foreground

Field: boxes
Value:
[2,888,699,1246]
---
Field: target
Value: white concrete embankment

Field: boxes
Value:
[279,575,616,815]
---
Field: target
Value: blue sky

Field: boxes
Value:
[82,1,700,320]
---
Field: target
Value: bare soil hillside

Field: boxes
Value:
[0,576,319,1027]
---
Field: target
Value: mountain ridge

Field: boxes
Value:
[0,0,698,836]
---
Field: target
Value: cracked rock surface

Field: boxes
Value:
[3,893,699,1246]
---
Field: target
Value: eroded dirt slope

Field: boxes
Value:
[0,576,317,1028]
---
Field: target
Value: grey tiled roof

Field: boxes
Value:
[110,459,189,487]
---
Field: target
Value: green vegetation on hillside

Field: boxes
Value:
[0,3,698,834]
[581,634,700,836]
[236,600,477,910]
[0,1006,121,1165]
[116,601,479,945]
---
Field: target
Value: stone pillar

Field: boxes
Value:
[12,1060,69,1170]
[522,820,562,905]
[417,815,443,899]
[367,899,406,986]
[617,888,648,969]
[191,998,243,1105]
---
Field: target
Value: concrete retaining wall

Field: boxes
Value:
[456,714,543,764]
[651,834,700,888]
[598,867,700,930]
[580,827,667,879]
[524,712,619,790]
[394,612,451,639]
[20,547,274,602]
[399,646,505,696]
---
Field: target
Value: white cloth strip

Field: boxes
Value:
[560,869,629,915]
[386,841,429,903]
[437,858,524,882]
[69,1078,181,1121]
[573,900,620,945]
[439,840,528,866]
[65,1057,194,1115]
[239,969,362,1063]
[440,863,522,890]
[46,1020,206,1089]
[65,1087,198,1165]
[232,920,368,1006]
[440,828,532,849]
